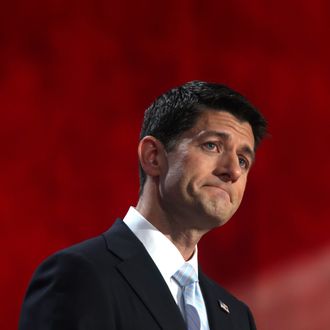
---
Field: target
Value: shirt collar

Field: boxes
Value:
[123,206,199,281]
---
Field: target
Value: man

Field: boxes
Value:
[19,81,267,329]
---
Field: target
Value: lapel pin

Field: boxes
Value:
[218,300,230,314]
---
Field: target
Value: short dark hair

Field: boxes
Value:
[139,80,267,192]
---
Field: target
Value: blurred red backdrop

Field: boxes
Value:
[1,1,330,329]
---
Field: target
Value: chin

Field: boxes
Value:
[194,198,235,229]
[199,212,232,231]
[217,217,232,227]
[205,204,234,224]
[212,215,232,227]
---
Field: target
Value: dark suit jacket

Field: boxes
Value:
[19,219,256,330]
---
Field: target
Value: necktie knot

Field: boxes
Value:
[173,263,198,288]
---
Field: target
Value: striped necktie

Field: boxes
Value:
[172,263,209,330]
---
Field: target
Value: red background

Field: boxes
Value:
[2,1,330,329]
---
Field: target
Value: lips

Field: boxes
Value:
[204,185,232,202]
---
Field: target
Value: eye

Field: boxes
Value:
[203,142,218,152]
[238,157,249,170]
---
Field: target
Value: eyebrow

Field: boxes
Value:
[198,130,256,162]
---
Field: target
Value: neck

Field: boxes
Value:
[136,188,207,261]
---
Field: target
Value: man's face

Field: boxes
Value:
[159,110,255,231]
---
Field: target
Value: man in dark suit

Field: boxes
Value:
[19,81,267,329]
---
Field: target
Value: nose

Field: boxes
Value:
[214,152,242,183]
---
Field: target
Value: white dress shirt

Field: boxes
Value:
[123,207,210,329]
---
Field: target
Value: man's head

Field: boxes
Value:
[139,81,267,193]
[137,81,267,231]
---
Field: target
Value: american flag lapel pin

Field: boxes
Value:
[218,300,230,314]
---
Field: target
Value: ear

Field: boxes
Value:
[138,136,167,177]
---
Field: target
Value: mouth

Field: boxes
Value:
[203,185,232,202]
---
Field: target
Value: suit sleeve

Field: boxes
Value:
[19,251,114,330]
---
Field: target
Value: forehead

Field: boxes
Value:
[189,110,255,147]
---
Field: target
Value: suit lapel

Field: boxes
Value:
[199,271,234,330]
[103,220,186,330]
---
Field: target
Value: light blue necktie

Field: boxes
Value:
[173,263,209,330]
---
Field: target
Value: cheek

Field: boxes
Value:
[165,151,211,192]
[162,158,187,192]
[185,166,212,197]
[164,162,194,197]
